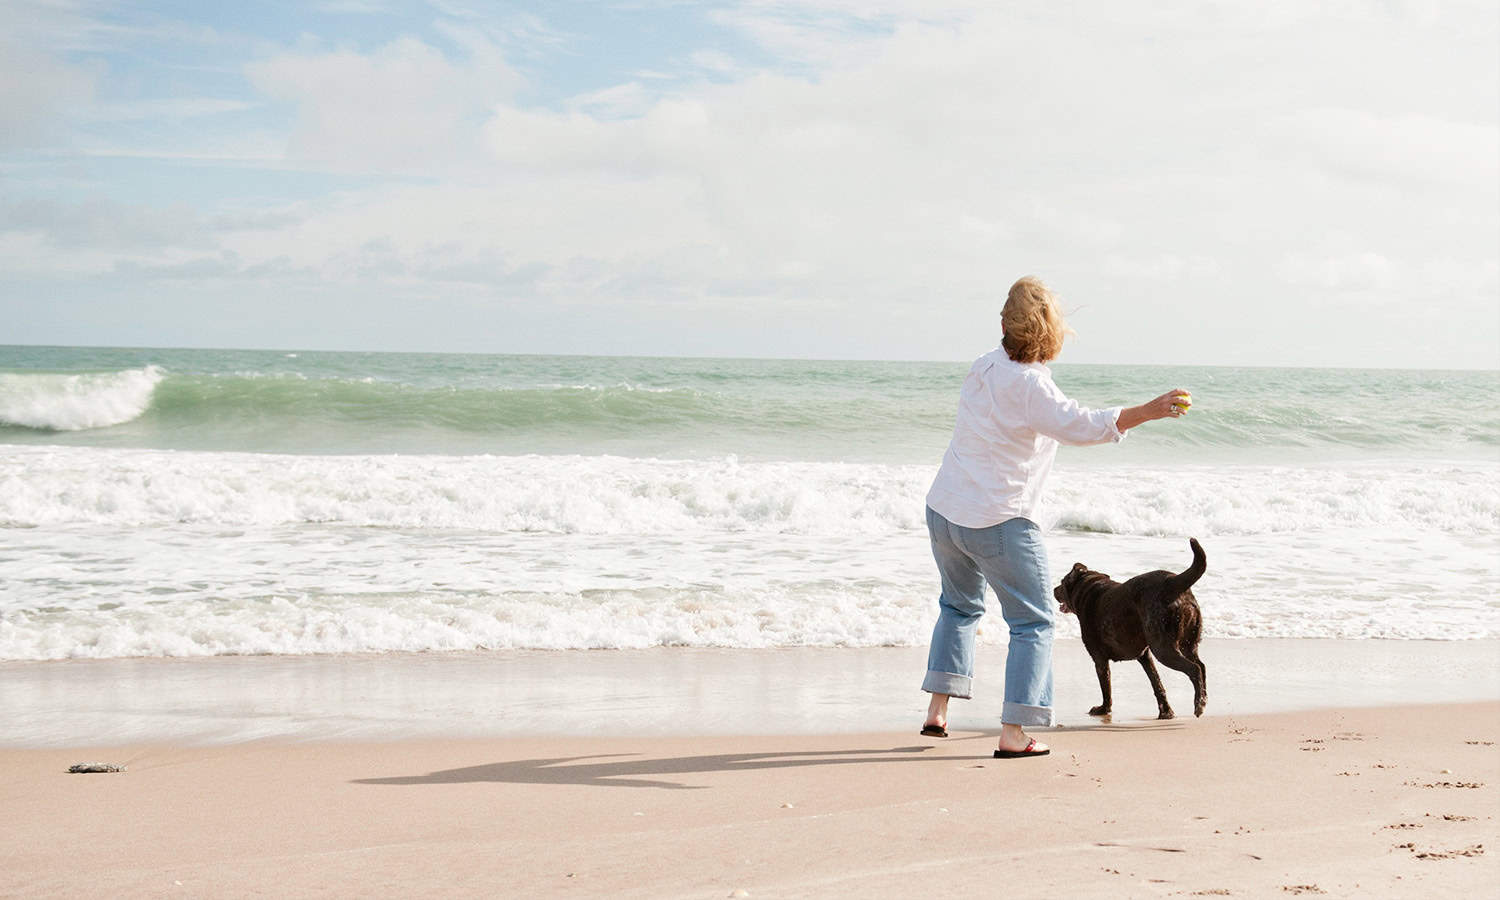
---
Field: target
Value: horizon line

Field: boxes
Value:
[1,341,1496,374]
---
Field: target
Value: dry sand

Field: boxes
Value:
[3,701,1496,898]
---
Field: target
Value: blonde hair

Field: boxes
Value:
[1001,276,1072,363]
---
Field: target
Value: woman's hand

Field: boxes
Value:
[1153,388,1192,420]
[1116,388,1191,432]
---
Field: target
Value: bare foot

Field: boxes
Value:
[924,693,949,732]
[997,723,1048,754]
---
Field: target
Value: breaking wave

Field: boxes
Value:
[0,366,163,431]
[3,446,1495,537]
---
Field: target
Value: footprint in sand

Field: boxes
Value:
[1413,845,1485,860]
[1394,842,1486,860]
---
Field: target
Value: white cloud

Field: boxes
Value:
[1418,258,1500,299]
[72,140,285,162]
[315,1,393,13]
[0,232,94,277]
[1104,255,1221,282]
[1273,252,1500,315]
[80,98,257,122]
[4,0,221,56]
[1273,108,1500,189]
[245,31,521,172]
[568,82,654,120]
[688,49,741,77]
[1277,251,1397,293]
[0,195,211,251]
[0,35,96,149]
[430,6,571,60]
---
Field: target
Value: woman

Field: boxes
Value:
[920,276,1188,759]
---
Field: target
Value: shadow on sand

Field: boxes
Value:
[353,746,937,790]
[353,719,1183,790]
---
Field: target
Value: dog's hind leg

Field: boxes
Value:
[1189,654,1207,716]
[1154,646,1206,717]
[1089,657,1112,716]
[1138,652,1174,720]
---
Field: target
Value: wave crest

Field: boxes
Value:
[0,366,164,431]
[2,447,1496,537]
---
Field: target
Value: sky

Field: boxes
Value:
[1,0,1497,368]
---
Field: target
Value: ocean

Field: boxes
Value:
[2,345,1497,662]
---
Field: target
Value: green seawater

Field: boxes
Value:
[2,344,1496,463]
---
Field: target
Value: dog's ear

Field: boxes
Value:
[1071,562,1087,574]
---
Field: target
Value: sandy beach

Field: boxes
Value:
[7,640,1499,746]
[4,698,1495,898]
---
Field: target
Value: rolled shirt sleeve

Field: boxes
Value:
[1022,371,1126,446]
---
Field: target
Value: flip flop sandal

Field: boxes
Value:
[993,738,1050,759]
[920,724,948,738]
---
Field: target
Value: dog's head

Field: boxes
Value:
[1054,562,1106,615]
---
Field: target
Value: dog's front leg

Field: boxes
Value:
[1089,657,1112,716]
[1138,652,1174,720]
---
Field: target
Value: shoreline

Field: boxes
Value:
[3,701,1494,897]
[3,639,1498,748]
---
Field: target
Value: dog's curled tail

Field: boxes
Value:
[1166,537,1207,594]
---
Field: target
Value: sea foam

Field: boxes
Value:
[4,446,1497,658]
[0,366,163,431]
[2,445,1496,537]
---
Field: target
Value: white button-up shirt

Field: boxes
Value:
[925,348,1125,529]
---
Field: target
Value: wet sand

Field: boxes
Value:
[4,639,1498,745]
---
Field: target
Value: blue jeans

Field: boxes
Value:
[922,507,1055,727]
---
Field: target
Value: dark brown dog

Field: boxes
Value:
[1054,538,1207,719]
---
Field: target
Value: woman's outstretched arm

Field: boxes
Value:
[1116,389,1191,432]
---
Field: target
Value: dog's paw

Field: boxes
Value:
[1157,709,1176,720]
[1088,705,1111,717]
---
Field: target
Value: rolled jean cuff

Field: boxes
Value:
[1002,701,1054,728]
[922,670,972,699]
